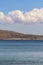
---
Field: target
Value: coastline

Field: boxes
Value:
[0,30,43,40]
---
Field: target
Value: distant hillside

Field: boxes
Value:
[0,30,43,40]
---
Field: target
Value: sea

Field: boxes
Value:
[0,40,43,65]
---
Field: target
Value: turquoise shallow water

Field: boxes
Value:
[0,40,43,65]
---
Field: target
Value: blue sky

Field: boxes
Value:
[0,0,43,13]
[0,0,43,35]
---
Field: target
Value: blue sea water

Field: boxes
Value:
[0,40,43,65]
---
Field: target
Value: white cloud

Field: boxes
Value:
[0,8,43,24]
[8,10,25,23]
[5,16,14,24]
[0,12,5,22]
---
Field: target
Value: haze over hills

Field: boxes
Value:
[0,30,43,40]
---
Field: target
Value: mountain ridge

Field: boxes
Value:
[0,30,43,40]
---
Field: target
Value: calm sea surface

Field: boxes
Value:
[0,40,43,65]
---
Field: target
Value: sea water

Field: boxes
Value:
[0,40,43,65]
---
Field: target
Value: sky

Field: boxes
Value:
[0,0,43,35]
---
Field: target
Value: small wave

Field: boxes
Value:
[0,52,43,61]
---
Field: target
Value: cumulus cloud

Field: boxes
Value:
[0,8,43,24]
[8,10,25,23]
[0,12,5,22]
[0,12,13,24]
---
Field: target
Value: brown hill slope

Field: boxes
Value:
[0,30,43,40]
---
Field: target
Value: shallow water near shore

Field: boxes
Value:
[0,40,43,65]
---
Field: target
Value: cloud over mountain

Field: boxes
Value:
[0,8,43,24]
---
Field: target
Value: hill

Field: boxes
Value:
[0,30,43,40]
